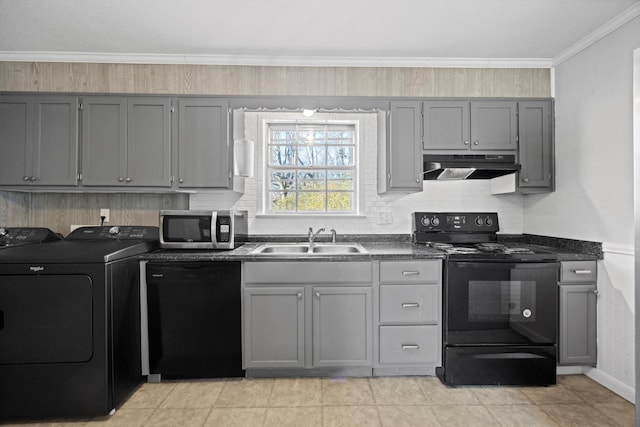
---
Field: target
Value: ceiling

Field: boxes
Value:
[0,0,639,67]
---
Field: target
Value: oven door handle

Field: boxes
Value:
[451,261,559,269]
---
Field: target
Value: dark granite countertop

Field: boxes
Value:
[140,234,600,262]
[140,241,446,262]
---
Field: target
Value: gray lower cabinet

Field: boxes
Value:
[177,98,230,188]
[242,261,373,370]
[313,286,372,367]
[81,96,172,187]
[379,101,422,192]
[376,260,442,372]
[517,100,553,192]
[558,261,597,366]
[242,286,305,368]
[0,95,78,187]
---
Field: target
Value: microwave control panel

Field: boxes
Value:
[217,216,231,242]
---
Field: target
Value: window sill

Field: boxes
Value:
[256,213,367,219]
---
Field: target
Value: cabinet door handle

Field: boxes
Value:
[592,289,599,296]
[572,269,593,275]
[118,177,124,182]
[402,303,420,308]
[315,291,320,298]
[473,140,479,145]
[402,344,420,350]
[463,140,469,145]
[297,292,302,299]
[23,176,30,181]
[125,177,132,183]
[522,178,529,183]
[402,271,420,276]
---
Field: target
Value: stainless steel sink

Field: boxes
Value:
[251,243,367,255]
[256,244,310,254]
[312,244,362,253]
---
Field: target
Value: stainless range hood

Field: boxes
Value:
[423,154,520,180]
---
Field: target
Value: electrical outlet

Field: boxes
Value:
[100,208,110,223]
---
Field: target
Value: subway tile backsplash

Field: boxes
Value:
[191,180,524,236]
[191,110,523,236]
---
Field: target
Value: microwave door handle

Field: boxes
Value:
[211,211,218,245]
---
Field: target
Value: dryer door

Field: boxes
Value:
[0,274,93,364]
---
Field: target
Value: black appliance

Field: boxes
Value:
[142,261,244,380]
[0,227,62,249]
[413,212,559,386]
[422,154,520,180]
[0,226,158,421]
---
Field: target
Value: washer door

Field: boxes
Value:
[0,274,93,364]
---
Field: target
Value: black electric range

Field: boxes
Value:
[412,212,560,387]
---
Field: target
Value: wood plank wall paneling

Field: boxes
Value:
[0,61,550,232]
[0,62,551,97]
[0,191,188,236]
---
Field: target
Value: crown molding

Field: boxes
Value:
[0,51,553,69]
[553,3,640,67]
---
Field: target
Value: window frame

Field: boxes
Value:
[263,119,360,216]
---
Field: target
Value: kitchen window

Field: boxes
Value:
[265,122,357,214]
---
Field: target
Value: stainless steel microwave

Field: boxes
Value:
[159,210,248,249]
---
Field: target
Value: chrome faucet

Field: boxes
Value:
[308,227,325,245]
[330,229,337,244]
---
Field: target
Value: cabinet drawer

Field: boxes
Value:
[379,325,440,364]
[380,285,439,324]
[244,261,372,284]
[379,261,441,284]
[560,261,597,283]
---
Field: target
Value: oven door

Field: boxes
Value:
[445,261,559,346]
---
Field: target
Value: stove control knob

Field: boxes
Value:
[475,217,483,226]
[108,226,121,235]
[430,217,440,227]
[0,228,7,237]
[420,216,430,227]
[485,217,493,226]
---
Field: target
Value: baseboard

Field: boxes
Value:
[585,367,635,403]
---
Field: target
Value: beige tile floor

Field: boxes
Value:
[2,375,635,426]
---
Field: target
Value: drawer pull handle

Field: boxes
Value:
[402,271,420,276]
[402,303,420,308]
[402,344,420,350]
[572,269,593,275]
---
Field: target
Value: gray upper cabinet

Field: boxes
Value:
[81,96,172,188]
[177,98,230,188]
[0,95,78,187]
[381,101,422,192]
[423,100,469,150]
[423,100,517,151]
[517,100,553,191]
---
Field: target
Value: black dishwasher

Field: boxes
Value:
[146,262,244,379]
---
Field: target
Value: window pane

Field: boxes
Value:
[270,171,296,191]
[327,146,353,166]
[270,146,296,166]
[328,192,352,211]
[270,192,296,211]
[298,145,326,166]
[298,192,326,212]
[298,171,326,190]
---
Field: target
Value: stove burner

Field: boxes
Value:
[428,242,453,250]
[475,243,506,251]
[447,247,481,254]
[503,247,536,254]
